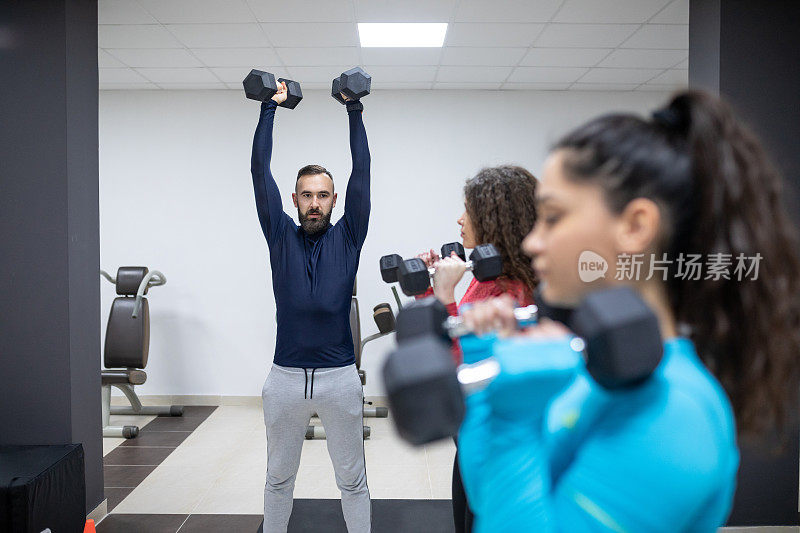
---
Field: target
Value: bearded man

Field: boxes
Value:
[250,82,371,533]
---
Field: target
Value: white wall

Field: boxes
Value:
[99,88,670,397]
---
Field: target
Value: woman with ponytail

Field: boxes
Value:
[456,90,800,532]
[414,165,539,533]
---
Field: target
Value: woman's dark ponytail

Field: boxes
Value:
[667,91,800,433]
[556,90,800,434]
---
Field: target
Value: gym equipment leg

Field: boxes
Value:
[305,425,371,440]
[109,383,184,417]
[101,385,139,439]
[363,405,388,418]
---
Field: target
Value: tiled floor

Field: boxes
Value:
[97,500,457,533]
[101,406,218,512]
[97,404,793,532]
[98,402,456,531]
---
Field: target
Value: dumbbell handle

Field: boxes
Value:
[444,305,538,338]
[426,259,481,278]
[424,260,464,275]
[458,358,501,393]
[457,336,587,393]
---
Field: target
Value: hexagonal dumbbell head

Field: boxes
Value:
[277,78,303,109]
[533,286,573,325]
[441,242,466,262]
[339,67,371,100]
[331,76,348,105]
[243,69,278,102]
[569,287,663,389]
[395,297,450,344]
[382,334,464,445]
[469,244,503,281]
[380,254,403,283]
[398,258,432,296]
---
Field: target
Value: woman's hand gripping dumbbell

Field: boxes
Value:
[382,287,663,445]
[380,242,464,285]
[398,243,503,297]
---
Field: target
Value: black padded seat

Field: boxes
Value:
[101,369,147,386]
[115,266,150,296]
[350,297,361,370]
[351,288,366,389]
[105,297,149,370]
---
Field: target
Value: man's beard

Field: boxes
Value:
[298,208,332,235]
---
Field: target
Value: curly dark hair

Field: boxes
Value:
[464,166,539,298]
[555,90,800,434]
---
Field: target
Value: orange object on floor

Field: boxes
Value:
[84,519,96,533]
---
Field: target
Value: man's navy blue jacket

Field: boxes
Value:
[250,100,370,368]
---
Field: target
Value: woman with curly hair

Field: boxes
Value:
[414,165,539,533]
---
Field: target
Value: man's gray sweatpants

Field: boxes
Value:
[262,363,371,533]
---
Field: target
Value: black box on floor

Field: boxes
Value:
[0,444,86,533]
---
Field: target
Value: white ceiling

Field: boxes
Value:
[98,0,689,92]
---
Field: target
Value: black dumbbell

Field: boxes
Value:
[394,296,538,344]
[379,242,466,285]
[382,287,663,445]
[380,254,404,284]
[392,288,572,344]
[331,67,371,104]
[532,286,573,326]
[398,244,503,297]
[440,242,467,261]
[243,70,303,109]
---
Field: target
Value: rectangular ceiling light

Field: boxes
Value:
[358,23,447,47]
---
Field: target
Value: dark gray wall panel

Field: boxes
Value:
[690,0,800,526]
[0,0,103,514]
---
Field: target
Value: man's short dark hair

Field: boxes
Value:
[296,164,333,183]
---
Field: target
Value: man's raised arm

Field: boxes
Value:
[251,99,288,244]
[340,100,371,247]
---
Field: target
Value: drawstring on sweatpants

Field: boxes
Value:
[303,368,317,399]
